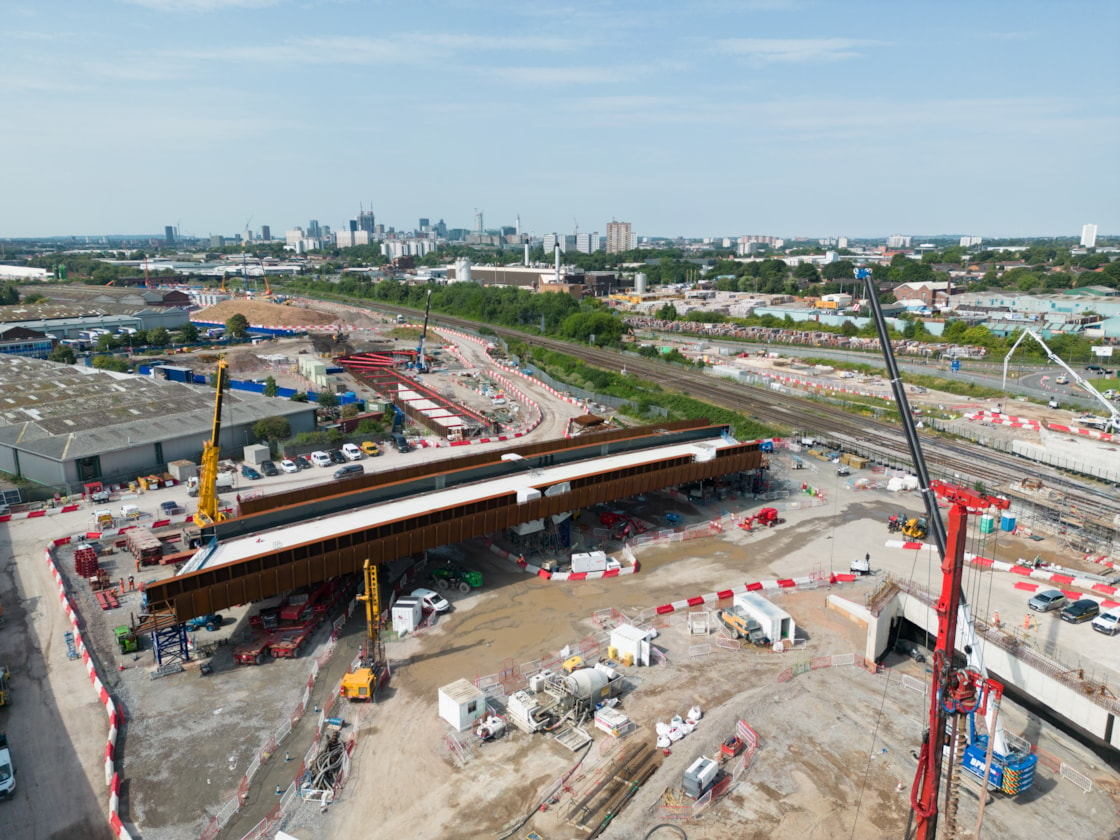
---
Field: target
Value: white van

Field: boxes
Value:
[341,443,363,461]
[310,451,332,467]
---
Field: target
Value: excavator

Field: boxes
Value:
[193,359,229,528]
[901,515,929,540]
[340,560,390,701]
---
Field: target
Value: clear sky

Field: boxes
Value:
[1,0,1117,241]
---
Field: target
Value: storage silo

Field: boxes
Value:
[635,273,648,294]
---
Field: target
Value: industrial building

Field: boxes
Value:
[0,355,316,492]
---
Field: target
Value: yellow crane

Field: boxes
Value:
[193,359,230,527]
[340,560,389,701]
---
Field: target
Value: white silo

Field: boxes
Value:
[635,273,648,294]
[454,257,473,284]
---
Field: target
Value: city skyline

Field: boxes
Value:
[1,0,1117,239]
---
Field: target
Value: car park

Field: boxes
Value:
[260,460,279,477]
[280,459,299,473]
[1091,610,1120,635]
[410,587,450,614]
[361,441,380,456]
[310,451,332,468]
[240,464,262,480]
[1028,589,1067,612]
[341,442,363,461]
[1060,599,1100,624]
[333,464,363,480]
[328,449,346,465]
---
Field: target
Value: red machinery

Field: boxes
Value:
[739,507,785,531]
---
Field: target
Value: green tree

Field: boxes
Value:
[0,284,21,305]
[821,260,856,281]
[317,391,339,409]
[49,343,76,364]
[290,392,309,402]
[262,375,279,397]
[225,313,250,339]
[148,327,171,346]
[794,263,820,283]
[95,333,119,352]
[177,322,200,343]
[252,415,291,443]
[839,320,859,337]
[656,303,679,320]
[341,403,360,419]
[92,355,128,372]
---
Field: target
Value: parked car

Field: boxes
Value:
[392,432,411,453]
[341,442,363,461]
[333,464,363,480]
[410,587,450,614]
[328,449,346,465]
[295,455,312,470]
[361,441,380,456]
[279,459,299,474]
[310,451,332,468]
[1060,599,1100,624]
[837,464,851,476]
[1048,398,1061,409]
[1085,364,1106,373]
[185,613,223,632]
[260,460,279,477]
[1028,589,1067,612]
[240,464,262,480]
[1091,610,1120,636]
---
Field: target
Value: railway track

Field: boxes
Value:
[373,305,1120,525]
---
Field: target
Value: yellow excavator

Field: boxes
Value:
[340,560,389,701]
[194,359,229,528]
[902,515,929,540]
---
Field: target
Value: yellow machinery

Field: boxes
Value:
[902,516,929,540]
[194,359,230,527]
[340,560,388,702]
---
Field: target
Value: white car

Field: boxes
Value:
[279,459,299,474]
[410,588,450,614]
[1092,610,1120,636]
[341,442,364,461]
[310,450,332,468]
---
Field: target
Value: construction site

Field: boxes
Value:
[2,295,1120,840]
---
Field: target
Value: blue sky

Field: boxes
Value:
[1,0,1117,240]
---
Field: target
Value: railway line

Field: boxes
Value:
[373,305,1120,529]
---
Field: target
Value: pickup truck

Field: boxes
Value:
[0,733,15,800]
[184,614,223,632]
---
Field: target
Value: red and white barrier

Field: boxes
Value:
[964,410,1041,430]
[652,574,836,616]
[885,540,1120,609]
[1047,423,1114,442]
[482,538,639,581]
[0,503,81,524]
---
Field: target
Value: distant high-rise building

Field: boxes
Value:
[308,219,322,239]
[348,219,358,233]
[1081,224,1098,248]
[606,221,633,254]
[418,217,430,231]
[887,234,912,249]
[959,235,983,247]
[435,219,447,238]
[164,226,176,246]
[358,210,375,233]
[576,232,600,254]
[285,228,304,246]
[837,237,849,249]
[210,234,224,248]
[475,210,484,234]
[260,225,271,241]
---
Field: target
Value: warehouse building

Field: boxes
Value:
[0,355,316,492]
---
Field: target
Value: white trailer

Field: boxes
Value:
[732,593,795,645]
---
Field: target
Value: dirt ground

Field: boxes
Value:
[195,300,338,327]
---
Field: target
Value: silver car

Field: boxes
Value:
[1028,589,1066,612]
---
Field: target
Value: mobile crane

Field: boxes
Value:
[1003,327,1120,431]
[858,269,1036,840]
[415,289,433,373]
[193,359,230,527]
[340,560,389,701]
